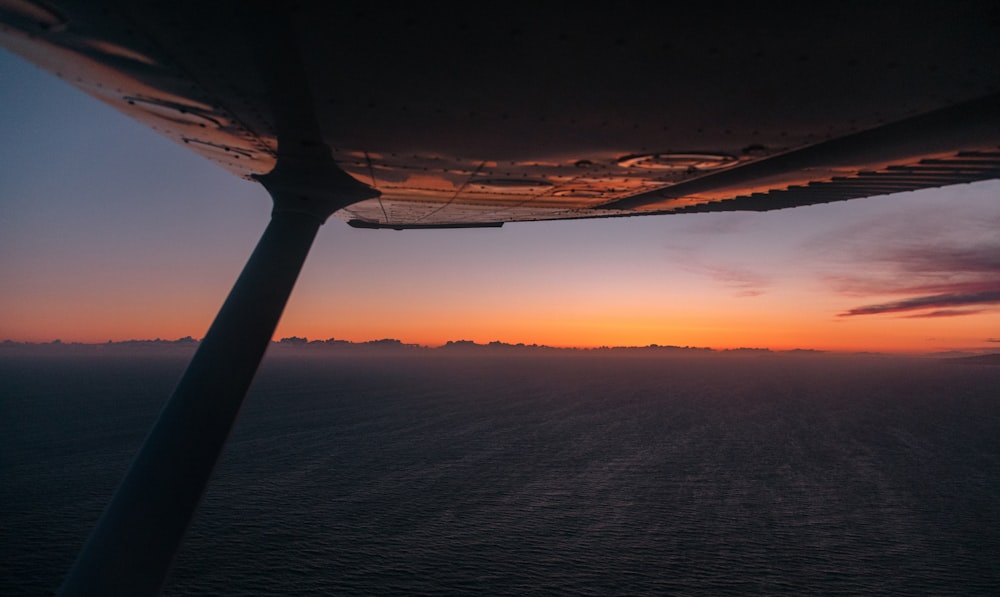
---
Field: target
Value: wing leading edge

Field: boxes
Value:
[1,1,998,227]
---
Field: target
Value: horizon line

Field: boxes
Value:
[3,337,997,357]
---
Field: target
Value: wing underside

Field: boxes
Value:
[2,1,998,228]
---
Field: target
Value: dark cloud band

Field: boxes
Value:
[839,289,1000,317]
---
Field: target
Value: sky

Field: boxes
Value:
[2,49,999,353]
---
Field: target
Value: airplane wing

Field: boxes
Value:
[2,1,999,229]
[5,4,999,595]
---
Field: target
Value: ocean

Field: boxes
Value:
[2,351,998,595]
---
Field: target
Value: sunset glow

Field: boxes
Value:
[2,51,998,354]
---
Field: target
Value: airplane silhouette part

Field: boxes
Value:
[1,2,998,595]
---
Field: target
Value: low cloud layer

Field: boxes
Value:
[839,289,1000,317]
[797,188,1000,319]
[825,236,1000,318]
[837,244,1000,317]
[902,309,986,319]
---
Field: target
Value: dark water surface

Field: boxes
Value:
[2,352,998,595]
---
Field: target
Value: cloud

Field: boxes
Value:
[661,216,775,297]
[839,289,1000,317]
[697,264,770,297]
[827,242,1000,318]
[797,187,1000,318]
[828,245,1000,292]
[665,248,770,297]
[903,309,986,319]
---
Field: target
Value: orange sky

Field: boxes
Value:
[2,50,999,354]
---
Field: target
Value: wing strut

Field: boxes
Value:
[57,7,378,593]
[57,161,377,596]
[57,207,320,595]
